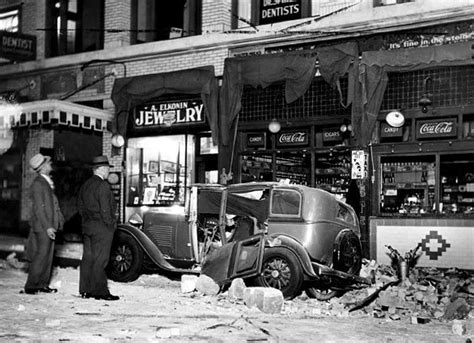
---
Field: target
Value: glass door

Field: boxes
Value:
[126,134,195,207]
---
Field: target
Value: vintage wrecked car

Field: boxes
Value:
[106,182,367,299]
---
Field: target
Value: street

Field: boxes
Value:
[0,258,470,343]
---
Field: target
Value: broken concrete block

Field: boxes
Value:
[155,327,180,338]
[228,278,246,300]
[181,274,198,293]
[411,316,430,324]
[451,320,467,336]
[45,319,61,327]
[243,287,283,314]
[196,274,220,296]
[443,298,471,320]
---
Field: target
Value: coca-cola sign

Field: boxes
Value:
[416,118,457,139]
[276,130,309,147]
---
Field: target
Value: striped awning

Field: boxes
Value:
[2,99,113,131]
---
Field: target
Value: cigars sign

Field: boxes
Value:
[416,118,457,139]
[276,130,309,147]
[134,100,204,128]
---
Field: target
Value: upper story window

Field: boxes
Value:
[0,8,19,32]
[46,0,104,57]
[132,0,202,44]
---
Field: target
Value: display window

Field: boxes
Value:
[380,155,436,214]
[379,153,474,216]
[440,153,474,214]
[126,135,195,206]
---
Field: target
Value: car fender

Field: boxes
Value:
[116,224,197,274]
[267,234,318,278]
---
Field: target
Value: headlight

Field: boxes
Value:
[128,213,143,227]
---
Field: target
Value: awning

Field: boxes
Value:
[111,66,218,144]
[4,99,113,131]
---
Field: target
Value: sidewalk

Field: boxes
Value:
[0,234,82,262]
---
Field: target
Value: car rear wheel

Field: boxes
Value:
[254,247,303,300]
[306,231,362,300]
[106,231,143,282]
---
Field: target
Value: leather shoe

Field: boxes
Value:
[23,288,39,294]
[94,294,119,301]
[38,287,57,293]
[23,287,57,294]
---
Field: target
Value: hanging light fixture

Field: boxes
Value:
[111,133,125,148]
[385,110,405,128]
[419,76,433,114]
[268,118,281,134]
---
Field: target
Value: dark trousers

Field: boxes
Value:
[79,229,114,296]
[24,230,54,290]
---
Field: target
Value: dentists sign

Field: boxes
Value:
[134,100,205,128]
[260,0,301,25]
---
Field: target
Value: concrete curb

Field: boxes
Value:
[0,235,82,261]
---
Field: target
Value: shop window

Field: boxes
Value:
[276,151,311,186]
[0,8,19,32]
[380,155,436,214]
[315,149,351,200]
[440,153,474,215]
[126,135,194,207]
[131,0,201,44]
[46,0,104,57]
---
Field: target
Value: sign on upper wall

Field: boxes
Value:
[0,31,36,61]
[259,0,302,25]
[134,99,205,129]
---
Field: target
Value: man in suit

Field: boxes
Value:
[78,155,119,301]
[24,153,64,294]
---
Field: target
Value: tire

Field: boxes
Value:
[254,247,303,300]
[305,286,340,301]
[306,231,362,300]
[333,231,362,275]
[106,231,144,282]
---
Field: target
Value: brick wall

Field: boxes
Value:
[104,0,131,48]
[21,128,54,222]
[202,0,232,33]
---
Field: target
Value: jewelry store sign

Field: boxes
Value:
[134,100,204,128]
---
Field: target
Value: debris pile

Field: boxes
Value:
[340,259,474,335]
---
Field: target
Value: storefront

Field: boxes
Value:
[0,99,113,236]
[365,41,474,269]
[219,45,370,250]
[111,66,219,223]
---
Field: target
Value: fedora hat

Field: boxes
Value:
[91,155,113,167]
[29,153,51,172]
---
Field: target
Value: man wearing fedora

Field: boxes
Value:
[24,153,64,294]
[78,155,119,301]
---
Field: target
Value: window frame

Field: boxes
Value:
[270,188,302,218]
[0,6,20,32]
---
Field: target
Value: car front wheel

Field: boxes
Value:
[106,231,143,282]
[254,247,303,299]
